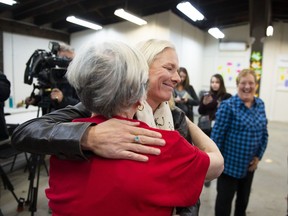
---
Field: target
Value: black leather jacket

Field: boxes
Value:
[11,103,190,160]
[12,103,91,159]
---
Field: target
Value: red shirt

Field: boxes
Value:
[46,116,209,216]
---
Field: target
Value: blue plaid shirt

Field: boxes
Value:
[211,95,268,179]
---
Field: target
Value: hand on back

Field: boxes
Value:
[81,118,166,162]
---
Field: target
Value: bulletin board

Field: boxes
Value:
[275,57,288,91]
[216,57,247,88]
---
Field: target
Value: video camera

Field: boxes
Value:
[24,41,71,88]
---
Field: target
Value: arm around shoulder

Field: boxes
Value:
[11,103,92,160]
[186,117,224,180]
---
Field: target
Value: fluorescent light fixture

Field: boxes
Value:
[176,1,204,22]
[0,0,17,5]
[266,25,273,36]
[66,16,102,30]
[208,27,225,39]
[114,8,147,26]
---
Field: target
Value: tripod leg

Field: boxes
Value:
[43,157,49,176]
[0,166,24,212]
[27,154,43,215]
[25,155,36,205]
[10,154,18,172]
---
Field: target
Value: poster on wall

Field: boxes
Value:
[275,57,288,91]
[250,51,263,97]
[216,57,246,88]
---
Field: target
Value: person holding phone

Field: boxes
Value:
[198,74,231,187]
[198,73,231,136]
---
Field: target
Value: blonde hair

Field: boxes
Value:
[236,69,257,85]
[136,39,175,67]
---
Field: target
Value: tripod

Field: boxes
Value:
[25,89,51,216]
[0,165,25,212]
[25,154,48,215]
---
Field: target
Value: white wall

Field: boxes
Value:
[3,33,57,107]
[261,22,288,122]
[3,11,288,122]
[202,25,251,95]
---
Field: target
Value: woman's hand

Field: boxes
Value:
[174,96,182,103]
[81,118,166,162]
[50,88,64,103]
[203,95,213,105]
[248,157,259,172]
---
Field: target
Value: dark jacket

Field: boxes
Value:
[198,92,231,121]
[174,85,200,122]
[30,81,79,115]
[0,72,11,141]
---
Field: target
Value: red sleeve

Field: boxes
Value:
[133,127,210,207]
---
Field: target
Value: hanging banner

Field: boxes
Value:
[250,51,263,97]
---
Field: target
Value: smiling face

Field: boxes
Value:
[237,73,256,106]
[146,48,180,111]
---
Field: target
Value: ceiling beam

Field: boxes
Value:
[249,0,271,43]
[0,18,70,43]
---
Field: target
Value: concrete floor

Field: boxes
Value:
[0,120,287,216]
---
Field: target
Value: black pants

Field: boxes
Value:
[215,172,254,216]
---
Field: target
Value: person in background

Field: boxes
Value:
[198,73,231,188]
[49,42,78,109]
[198,74,231,188]
[174,67,199,122]
[198,73,231,137]
[0,71,11,143]
[25,42,79,113]
[211,69,268,216]
[45,40,223,216]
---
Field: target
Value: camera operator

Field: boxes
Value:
[25,42,79,113]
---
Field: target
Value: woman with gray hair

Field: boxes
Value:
[45,41,213,216]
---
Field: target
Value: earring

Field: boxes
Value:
[138,104,144,111]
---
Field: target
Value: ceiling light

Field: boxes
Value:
[66,16,102,31]
[208,27,225,39]
[114,8,147,26]
[176,1,204,22]
[266,25,273,37]
[0,0,17,5]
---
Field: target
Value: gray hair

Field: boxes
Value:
[66,41,148,118]
[136,39,175,66]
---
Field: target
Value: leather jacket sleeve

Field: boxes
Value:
[11,102,92,160]
[171,106,192,144]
